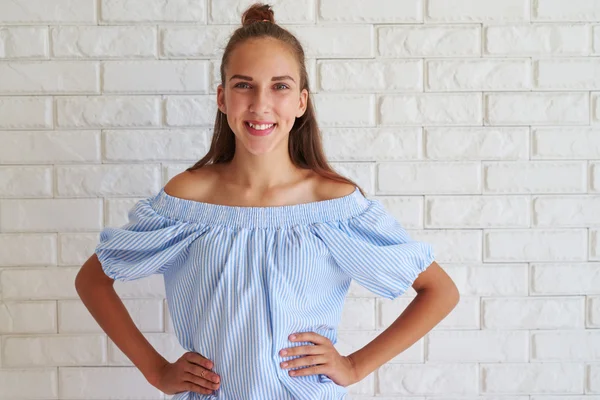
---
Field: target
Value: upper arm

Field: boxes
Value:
[76,253,115,288]
[411,260,459,298]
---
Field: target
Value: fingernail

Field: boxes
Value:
[280,350,287,355]
[290,335,296,340]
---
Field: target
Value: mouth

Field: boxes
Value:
[244,121,277,136]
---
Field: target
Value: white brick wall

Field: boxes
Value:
[0,0,599,398]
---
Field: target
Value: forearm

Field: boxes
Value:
[348,284,459,381]
[75,274,168,384]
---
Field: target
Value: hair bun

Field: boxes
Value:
[241,3,275,26]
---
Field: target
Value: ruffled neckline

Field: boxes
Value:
[150,186,372,229]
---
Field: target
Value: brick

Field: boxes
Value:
[289,26,373,58]
[161,26,231,58]
[378,161,481,194]
[312,94,376,127]
[594,25,600,54]
[3,335,106,366]
[533,196,600,227]
[103,61,208,93]
[590,296,600,327]
[482,363,584,394]
[428,330,528,362]
[378,25,480,57]
[210,0,314,24]
[593,162,600,192]
[0,268,80,300]
[425,127,529,160]
[0,27,48,59]
[319,0,422,22]
[484,161,586,194]
[321,128,421,162]
[444,264,529,296]
[104,129,207,161]
[57,96,160,128]
[427,59,531,91]
[56,164,161,197]
[594,92,600,124]
[100,0,206,22]
[410,230,482,263]
[164,96,217,127]
[592,229,600,261]
[0,166,52,197]
[532,263,600,295]
[0,61,99,94]
[0,197,101,232]
[485,229,587,262]
[533,0,600,21]
[483,297,585,329]
[535,59,600,89]
[59,367,161,399]
[0,130,100,164]
[532,128,600,159]
[427,0,529,22]
[52,26,156,58]
[589,364,600,392]
[0,0,95,23]
[319,60,422,92]
[339,298,376,330]
[329,162,374,195]
[0,369,57,400]
[380,93,482,125]
[426,195,530,228]
[485,25,589,56]
[379,364,477,395]
[532,330,600,361]
[0,234,56,266]
[0,301,57,334]
[0,97,52,129]
[59,233,101,266]
[485,93,588,125]
[374,196,424,229]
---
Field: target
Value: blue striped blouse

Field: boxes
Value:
[95,186,435,400]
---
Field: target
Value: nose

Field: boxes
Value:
[249,87,271,114]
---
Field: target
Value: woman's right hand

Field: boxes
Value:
[151,352,221,395]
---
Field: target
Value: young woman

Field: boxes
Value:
[75,3,459,399]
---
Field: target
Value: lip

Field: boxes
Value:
[245,120,277,125]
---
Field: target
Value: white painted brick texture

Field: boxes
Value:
[1,0,599,398]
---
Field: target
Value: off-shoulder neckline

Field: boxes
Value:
[150,186,372,229]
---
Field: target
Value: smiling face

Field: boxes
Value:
[217,37,308,156]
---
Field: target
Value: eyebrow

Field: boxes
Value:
[229,74,296,83]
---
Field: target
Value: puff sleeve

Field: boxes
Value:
[94,196,206,282]
[312,198,435,300]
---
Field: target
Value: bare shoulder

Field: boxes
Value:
[163,166,217,201]
[315,179,357,201]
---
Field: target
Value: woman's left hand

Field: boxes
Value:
[279,332,360,387]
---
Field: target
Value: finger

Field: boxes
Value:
[281,345,321,357]
[185,352,214,370]
[291,332,329,345]
[182,380,216,396]
[281,355,326,370]
[184,371,220,392]
[288,364,325,377]
[186,363,220,384]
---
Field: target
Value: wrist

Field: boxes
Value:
[142,357,169,387]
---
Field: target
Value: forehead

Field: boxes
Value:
[226,37,299,80]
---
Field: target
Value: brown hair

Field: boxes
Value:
[185,3,366,198]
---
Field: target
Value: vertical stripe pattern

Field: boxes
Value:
[94,187,435,399]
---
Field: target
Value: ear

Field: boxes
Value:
[217,84,226,114]
[296,88,308,118]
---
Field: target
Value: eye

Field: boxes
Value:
[275,83,289,90]
[234,82,250,89]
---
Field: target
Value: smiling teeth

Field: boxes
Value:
[248,122,274,130]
